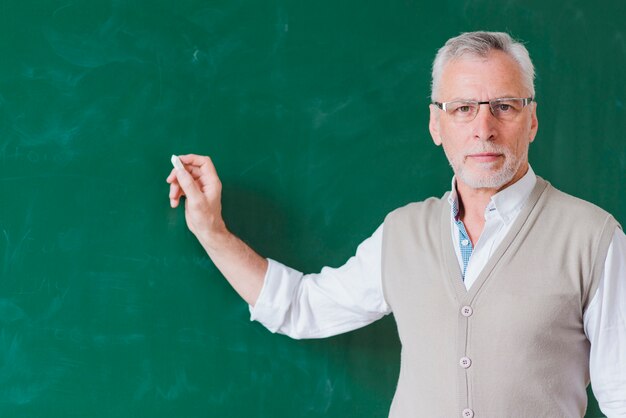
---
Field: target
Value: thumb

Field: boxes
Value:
[175,168,203,203]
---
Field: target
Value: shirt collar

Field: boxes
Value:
[447,165,537,225]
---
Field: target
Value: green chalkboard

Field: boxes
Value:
[1,1,624,417]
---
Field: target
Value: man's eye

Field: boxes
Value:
[458,106,472,113]
[497,104,512,111]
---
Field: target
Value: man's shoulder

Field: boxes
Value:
[542,179,619,226]
[384,194,449,225]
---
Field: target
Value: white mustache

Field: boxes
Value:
[463,145,509,157]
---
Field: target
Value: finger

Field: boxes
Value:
[168,180,185,208]
[166,168,180,207]
[185,156,220,185]
[174,165,204,203]
[178,154,216,170]
[187,165,203,179]
[177,154,205,167]
[177,155,221,193]
[169,180,183,199]
[166,168,177,183]
[170,165,202,183]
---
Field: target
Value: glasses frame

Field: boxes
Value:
[432,97,534,121]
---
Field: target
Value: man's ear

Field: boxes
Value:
[429,104,442,146]
[529,102,538,143]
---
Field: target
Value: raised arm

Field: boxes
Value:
[166,154,268,306]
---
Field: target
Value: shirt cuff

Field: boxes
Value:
[249,258,303,333]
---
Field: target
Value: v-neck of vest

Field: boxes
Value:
[439,177,550,303]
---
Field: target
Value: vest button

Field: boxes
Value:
[461,306,473,317]
[462,408,474,418]
[460,356,472,368]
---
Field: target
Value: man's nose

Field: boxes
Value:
[472,103,497,141]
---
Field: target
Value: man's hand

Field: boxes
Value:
[166,154,268,306]
[166,154,227,247]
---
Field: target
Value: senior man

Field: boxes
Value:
[166,32,626,417]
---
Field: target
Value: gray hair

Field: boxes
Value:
[431,31,535,101]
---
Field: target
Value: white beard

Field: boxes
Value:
[444,142,528,189]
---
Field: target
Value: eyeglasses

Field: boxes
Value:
[432,97,534,122]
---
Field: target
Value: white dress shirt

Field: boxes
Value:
[250,167,626,417]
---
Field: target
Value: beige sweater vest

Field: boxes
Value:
[382,178,620,418]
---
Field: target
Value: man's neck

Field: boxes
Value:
[456,184,492,245]
[457,185,494,222]
[455,164,530,244]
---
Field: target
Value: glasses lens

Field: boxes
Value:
[490,98,526,120]
[446,101,479,122]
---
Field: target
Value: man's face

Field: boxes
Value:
[429,50,539,191]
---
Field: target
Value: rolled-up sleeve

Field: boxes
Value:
[249,224,390,339]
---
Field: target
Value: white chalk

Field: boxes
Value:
[171,155,185,171]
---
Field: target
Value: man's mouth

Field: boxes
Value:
[466,153,503,163]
